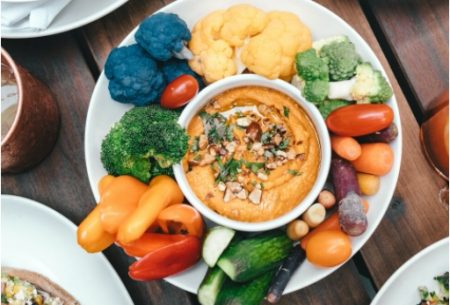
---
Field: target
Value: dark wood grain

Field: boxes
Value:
[3,0,448,304]
[364,0,449,115]
[1,34,194,305]
[315,0,449,287]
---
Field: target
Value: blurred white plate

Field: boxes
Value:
[2,0,42,3]
[2,0,127,38]
[84,0,402,295]
[371,238,449,305]
[1,195,134,305]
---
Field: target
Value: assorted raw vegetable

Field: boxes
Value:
[77,175,204,280]
[198,228,300,305]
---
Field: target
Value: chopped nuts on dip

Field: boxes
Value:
[182,86,320,222]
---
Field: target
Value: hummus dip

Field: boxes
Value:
[183,86,320,222]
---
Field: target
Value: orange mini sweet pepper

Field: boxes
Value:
[117,175,184,244]
[157,204,204,238]
[98,175,148,234]
[77,204,115,253]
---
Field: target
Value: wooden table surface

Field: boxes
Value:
[2,0,448,304]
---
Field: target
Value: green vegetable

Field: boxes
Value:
[217,230,292,282]
[351,63,393,103]
[191,136,200,152]
[317,99,351,118]
[215,158,242,183]
[200,112,233,144]
[303,80,329,104]
[149,159,174,177]
[198,266,227,305]
[261,132,272,144]
[295,48,329,81]
[245,161,265,174]
[202,226,236,267]
[283,106,290,118]
[318,36,361,81]
[215,271,275,305]
[278,138,289,150]
[101,105,188,182]
[312,35,349,52]
[288,169,302,176]
[435,272,449,296]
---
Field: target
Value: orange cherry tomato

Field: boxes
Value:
[157,204,204,238]
[160,74,198,109]
[305,230,352,267]
[326,104,394,137]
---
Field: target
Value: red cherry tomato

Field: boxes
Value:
[160,75,199,109]
[326,104,394,137]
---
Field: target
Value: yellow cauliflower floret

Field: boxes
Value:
[220,4,267,47]
[189,10,225,55]
[240,34,282,79]
[188,5,312,82]
[241,11,312,80]
[191,40,236,83]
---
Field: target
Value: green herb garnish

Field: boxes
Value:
[261,132,272,144]
[283,106,290,118]
[278,138,289,149]
[288,169,302,176]
[244,161,265,173]
[190,136,200,152]
[199,112,233,144]
[215,158,242,183]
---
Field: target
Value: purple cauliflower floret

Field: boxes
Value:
[135,12,191,61]
[161,58,204,89]
[104,44,166,106]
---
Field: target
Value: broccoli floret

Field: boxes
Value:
[150,159,174,177]
[303,80,329,104]
[161,58,204,88]
[313,35,349,52]
[101,120,152,182]
[135,12,191,61]
[101,106,188,182]
[318,99,351,118]
[319,38,361,81]
[105,44,166,106]
[295,49,329,81]
[121,104,180,124]
[352,63,393,103]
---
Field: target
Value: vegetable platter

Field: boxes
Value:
[84,0,402,299]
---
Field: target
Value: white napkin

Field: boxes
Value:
[2,0,72,31]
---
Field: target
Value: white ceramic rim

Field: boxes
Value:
[1,194,134,304]
[173,74,331,232]
[2,0,128,39]
[370,237,449,305]
[84,0,403,294]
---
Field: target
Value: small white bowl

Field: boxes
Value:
[173,74,331,232]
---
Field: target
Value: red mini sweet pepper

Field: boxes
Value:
[128,235,201,281]
[118,232,187,257]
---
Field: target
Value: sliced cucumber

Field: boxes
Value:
[215,270,275,305]
[217,230,291,282]
[202,226,236,267]
[197,266,226,305]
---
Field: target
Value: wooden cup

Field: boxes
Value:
[1,48,60,173]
